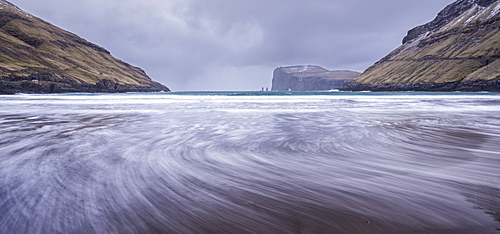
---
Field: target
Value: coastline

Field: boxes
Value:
[341,80,500,92]
[0,79,170,94]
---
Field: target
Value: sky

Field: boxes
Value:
[9,0,454,91]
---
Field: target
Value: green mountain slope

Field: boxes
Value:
[0,0,169,94]
[346,0,500,92]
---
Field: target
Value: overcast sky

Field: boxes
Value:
[10,0,454,91]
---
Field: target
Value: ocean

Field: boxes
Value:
[0,91,499,233]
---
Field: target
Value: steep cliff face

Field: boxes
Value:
[347,0,500,92]
[272,65,360,91]
[0,0,169,94]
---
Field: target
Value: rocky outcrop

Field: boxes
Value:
[344,0,500,92]
[402,0,497,44]
[0,0,169,94]
[0,77,169,94]
[272,65,360,91]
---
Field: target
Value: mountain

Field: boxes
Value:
[272,65,361,91]
[345,0,500,92]
[0,0,169,94]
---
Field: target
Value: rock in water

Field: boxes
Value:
[0,0,170,94]
[345,0,500,92]
[272,65,360,91]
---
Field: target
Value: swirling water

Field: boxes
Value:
[0,91,499,233]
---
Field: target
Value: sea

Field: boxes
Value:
[0,91,499,233]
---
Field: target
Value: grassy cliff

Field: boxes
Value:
[347,0,500,91]
[272,65,360,91]
[0,0,169,94]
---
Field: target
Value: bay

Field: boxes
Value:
[0,91,499,233]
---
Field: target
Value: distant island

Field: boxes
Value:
[0,0,169,94]
[344,0,500,92]
[272,65,360,91]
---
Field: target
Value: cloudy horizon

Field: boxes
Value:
[10,0,454,91]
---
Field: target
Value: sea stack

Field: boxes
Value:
[345,0,500,92]
[0,0,169,94]
[272,65,360,91]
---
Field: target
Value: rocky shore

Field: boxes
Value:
[343,79,500,92]
[0,78,168,94]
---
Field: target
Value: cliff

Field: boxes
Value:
[345,0,500,92]
[272,65,360,91]
[0,0,169,94]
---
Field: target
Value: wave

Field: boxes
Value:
[0,93,499,233]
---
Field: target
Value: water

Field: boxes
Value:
[0,91,499,233]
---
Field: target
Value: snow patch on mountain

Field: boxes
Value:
[438,1,500,33]
[0,0,33,18]
[281,65,326,73]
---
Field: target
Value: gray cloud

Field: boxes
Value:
[10,0,453,91]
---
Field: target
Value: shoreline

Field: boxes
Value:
[341,80,500,92]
